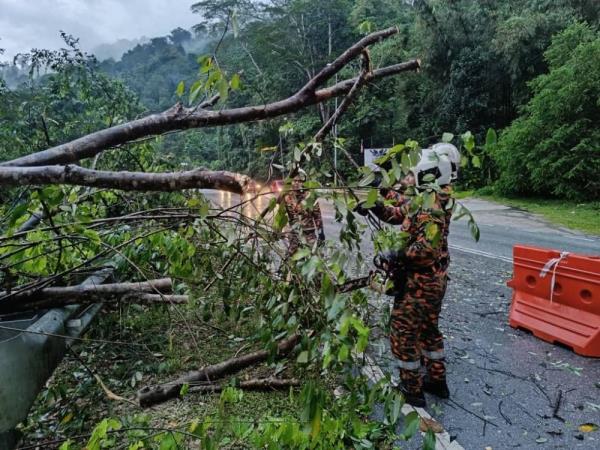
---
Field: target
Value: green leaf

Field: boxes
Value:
[297,350,309,364]
[180,383,190,397]
[59,439,74,450]
[176,81,185,97]
[485,128,497,147]
[230,73,241,90]
[358,172,375,187]
[391,394,402,424]
[9,203,28,226]
[399,411,420,440]
[423,191,436,209]
[423,429,436,450]
[425,222,440,243]
[469,219,480,242]
[273,205,288,231]
[217,78,229,102]
[326,297,345,321]
[472,155,481,168]
[338,344,349,362]
[461,131,475,152]
[198,55,212,73]
[189,80,203,104]
[442,132,454,143]
[364,188,378,208]
[358,20,373,34]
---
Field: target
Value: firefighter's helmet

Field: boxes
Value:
[432,143,461,181]
[411,148,453,188]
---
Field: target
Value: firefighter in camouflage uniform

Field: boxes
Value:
[357,144,460,407]
[283,174,325,259]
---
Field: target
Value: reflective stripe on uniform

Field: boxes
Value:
[396,360,420,370]
[422,349,445,360]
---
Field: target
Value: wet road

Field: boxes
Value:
[203,190,600,449]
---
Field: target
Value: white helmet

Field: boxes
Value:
[432,143,461,181]
[411,148,453,188]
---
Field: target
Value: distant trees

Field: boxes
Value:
[493,23,600,200]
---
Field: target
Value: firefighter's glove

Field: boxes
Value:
[374,249,406,273]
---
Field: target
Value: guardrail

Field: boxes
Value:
[0,268,113,450]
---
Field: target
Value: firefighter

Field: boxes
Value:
[356,146,457,407]
[283,173,325,259]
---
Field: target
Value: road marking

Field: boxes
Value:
[568,236,596,243]
[361,353,465,450]
[449,244,513,264]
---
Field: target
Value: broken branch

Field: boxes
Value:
[188,377,300,394]
[0,165,252,194]
[137,334,300,407]
[2,48,418,168]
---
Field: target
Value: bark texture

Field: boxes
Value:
[138,334,300,407]
[0,165,252,194]
[0,278,173,313]
[188,377,300,394]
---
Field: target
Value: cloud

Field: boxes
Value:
[0,0,199,59]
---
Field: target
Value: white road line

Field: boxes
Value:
[569,236,596,243]
[449,244,513,264]
[361,353,465,450]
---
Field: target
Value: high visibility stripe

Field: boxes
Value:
[422,349,445,360]
[397,360,420,370]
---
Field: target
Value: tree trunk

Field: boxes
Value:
[188,377,300,394]
[138,334,300,407]
[0,166,252,194]
[0,278,173,313]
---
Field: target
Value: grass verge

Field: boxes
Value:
[456,189,599,235]
[18,302,303,449]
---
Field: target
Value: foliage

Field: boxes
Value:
[0,34,143,165]
[493,22,600,200]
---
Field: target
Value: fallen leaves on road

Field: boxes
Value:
[419,417,444,433]
[578,423,598,433]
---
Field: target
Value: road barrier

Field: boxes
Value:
[507,245,600,357]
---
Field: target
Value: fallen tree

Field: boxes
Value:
[0,278,174,313]
[188,377,300,394]
[138,334,300,407]
[0,166,252,194]
[0,28,418,171]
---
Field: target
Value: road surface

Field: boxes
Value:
[203,191,600,449]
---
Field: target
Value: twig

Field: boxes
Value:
[498,400,512,425]
[552,389,565,422]
[446,398,498,428]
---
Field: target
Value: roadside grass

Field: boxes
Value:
[18,301,304,449]
[455,189,599,235]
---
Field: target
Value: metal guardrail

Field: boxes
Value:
[0,268,113,450]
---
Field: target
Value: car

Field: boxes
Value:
[245,180,263,194]
[270,180,284,193]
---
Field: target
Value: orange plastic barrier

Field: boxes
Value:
[507,245,600,357]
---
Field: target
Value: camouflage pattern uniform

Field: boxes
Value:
[371,187,452,394]
[283,188,324,258]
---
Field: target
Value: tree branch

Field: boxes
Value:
[0,277,172,301]
[0,165,252,194]
[138,333,300,407]
[2,29,418,169]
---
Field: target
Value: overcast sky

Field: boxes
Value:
[0,0,199,59]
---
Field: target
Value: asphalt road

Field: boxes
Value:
[203,191,600,449]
